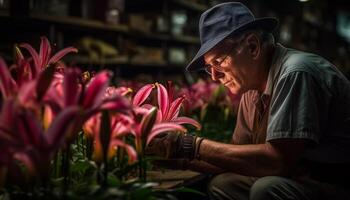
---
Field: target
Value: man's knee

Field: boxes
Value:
[250,176,309,200]
[208,173,255,200]
[250,176,281,200]
[208,173,233,199]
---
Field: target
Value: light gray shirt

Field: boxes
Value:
[266,44,350,163]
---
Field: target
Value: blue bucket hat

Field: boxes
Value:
[186,2,278,71]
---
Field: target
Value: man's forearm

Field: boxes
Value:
[198,139,285,177]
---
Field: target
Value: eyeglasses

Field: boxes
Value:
[204,54,229,75]
[204,35,248,75]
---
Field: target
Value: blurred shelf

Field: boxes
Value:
[129,31,200,44]
[64,55,129,65]
[1,14,200,45]
[0,1,204,78]
[129,31,170,41]
[130,60,167,67]
[64,54,185,70]
[171,34,200,44]
[30,14,129,33]
[171,0,208,12]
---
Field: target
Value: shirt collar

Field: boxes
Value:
[263,43,287,96]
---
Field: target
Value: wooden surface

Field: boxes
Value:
[147,170,205,189]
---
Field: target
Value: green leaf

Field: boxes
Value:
[70,159,91,173]
[107,174,122,187]
[129,187,154,200]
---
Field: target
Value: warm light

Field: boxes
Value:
[299,0,309,2]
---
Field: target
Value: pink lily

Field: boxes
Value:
[105,86,133,98]
[0,37,76,106]
[83,112,137,164]
[155,82,201,130]
[40,68,131,150]
[0,99,81,182]
[0,58,17,99]
[178,79,215,115]
[44,69,130,124]
[130,81,201,130]
[0,56,56,113]
[129,106,187,154]
[19,36,77,77]
[129,85,187,153]
[13,46,35,87]
[82,84,135,163]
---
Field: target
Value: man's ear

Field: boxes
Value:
[246,33,260,60]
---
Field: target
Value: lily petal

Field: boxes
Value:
[83,70,111,109]
[156,83,169,118]
[13,152,36,176]
[17,109,45,148]
[111,122,128,137]
[48,47,78,64]
[166,96,185,121]
[155,109,162,124]
[20,43,40,72]
[140,107,157,140]
[63,68,81,106]
[110,139,138,164]
[17,81,36,105]
[46,106,80,151]
[39,37,51,68]
[133,107,150,116]
[146,123,186,145]
[0,58,17,98]
[43,81,64,112]
[36,64,55,102]
[100,95,130,111]
[171,116,202,130]
[83,113,101,140]
[132,84,154,106]
[0,100,16,130]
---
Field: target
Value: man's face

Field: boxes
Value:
[203,34,262,95]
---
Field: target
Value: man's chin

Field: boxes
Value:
[225,85,242,95]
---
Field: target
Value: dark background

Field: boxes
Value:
[1,0,350,83]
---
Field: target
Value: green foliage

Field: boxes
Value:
[186,104,236,143]
[2,129,205,200]
[200,105,236,142]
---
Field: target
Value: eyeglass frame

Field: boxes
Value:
[204,34,248,75]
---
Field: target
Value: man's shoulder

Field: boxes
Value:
[279,48,326,74]
[276,47,348,86]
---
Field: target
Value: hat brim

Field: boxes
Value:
[186,17,278,71]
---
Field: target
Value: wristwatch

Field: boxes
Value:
[180,135,205,160]
[182,134,196,160]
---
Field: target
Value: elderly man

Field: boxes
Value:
[147,2,350,200]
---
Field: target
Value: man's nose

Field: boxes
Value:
[211,68,225,81]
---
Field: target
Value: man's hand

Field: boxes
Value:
[145,132,200,160]
[145,132,181,158]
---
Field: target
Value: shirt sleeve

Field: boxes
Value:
[267,71,328,143]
